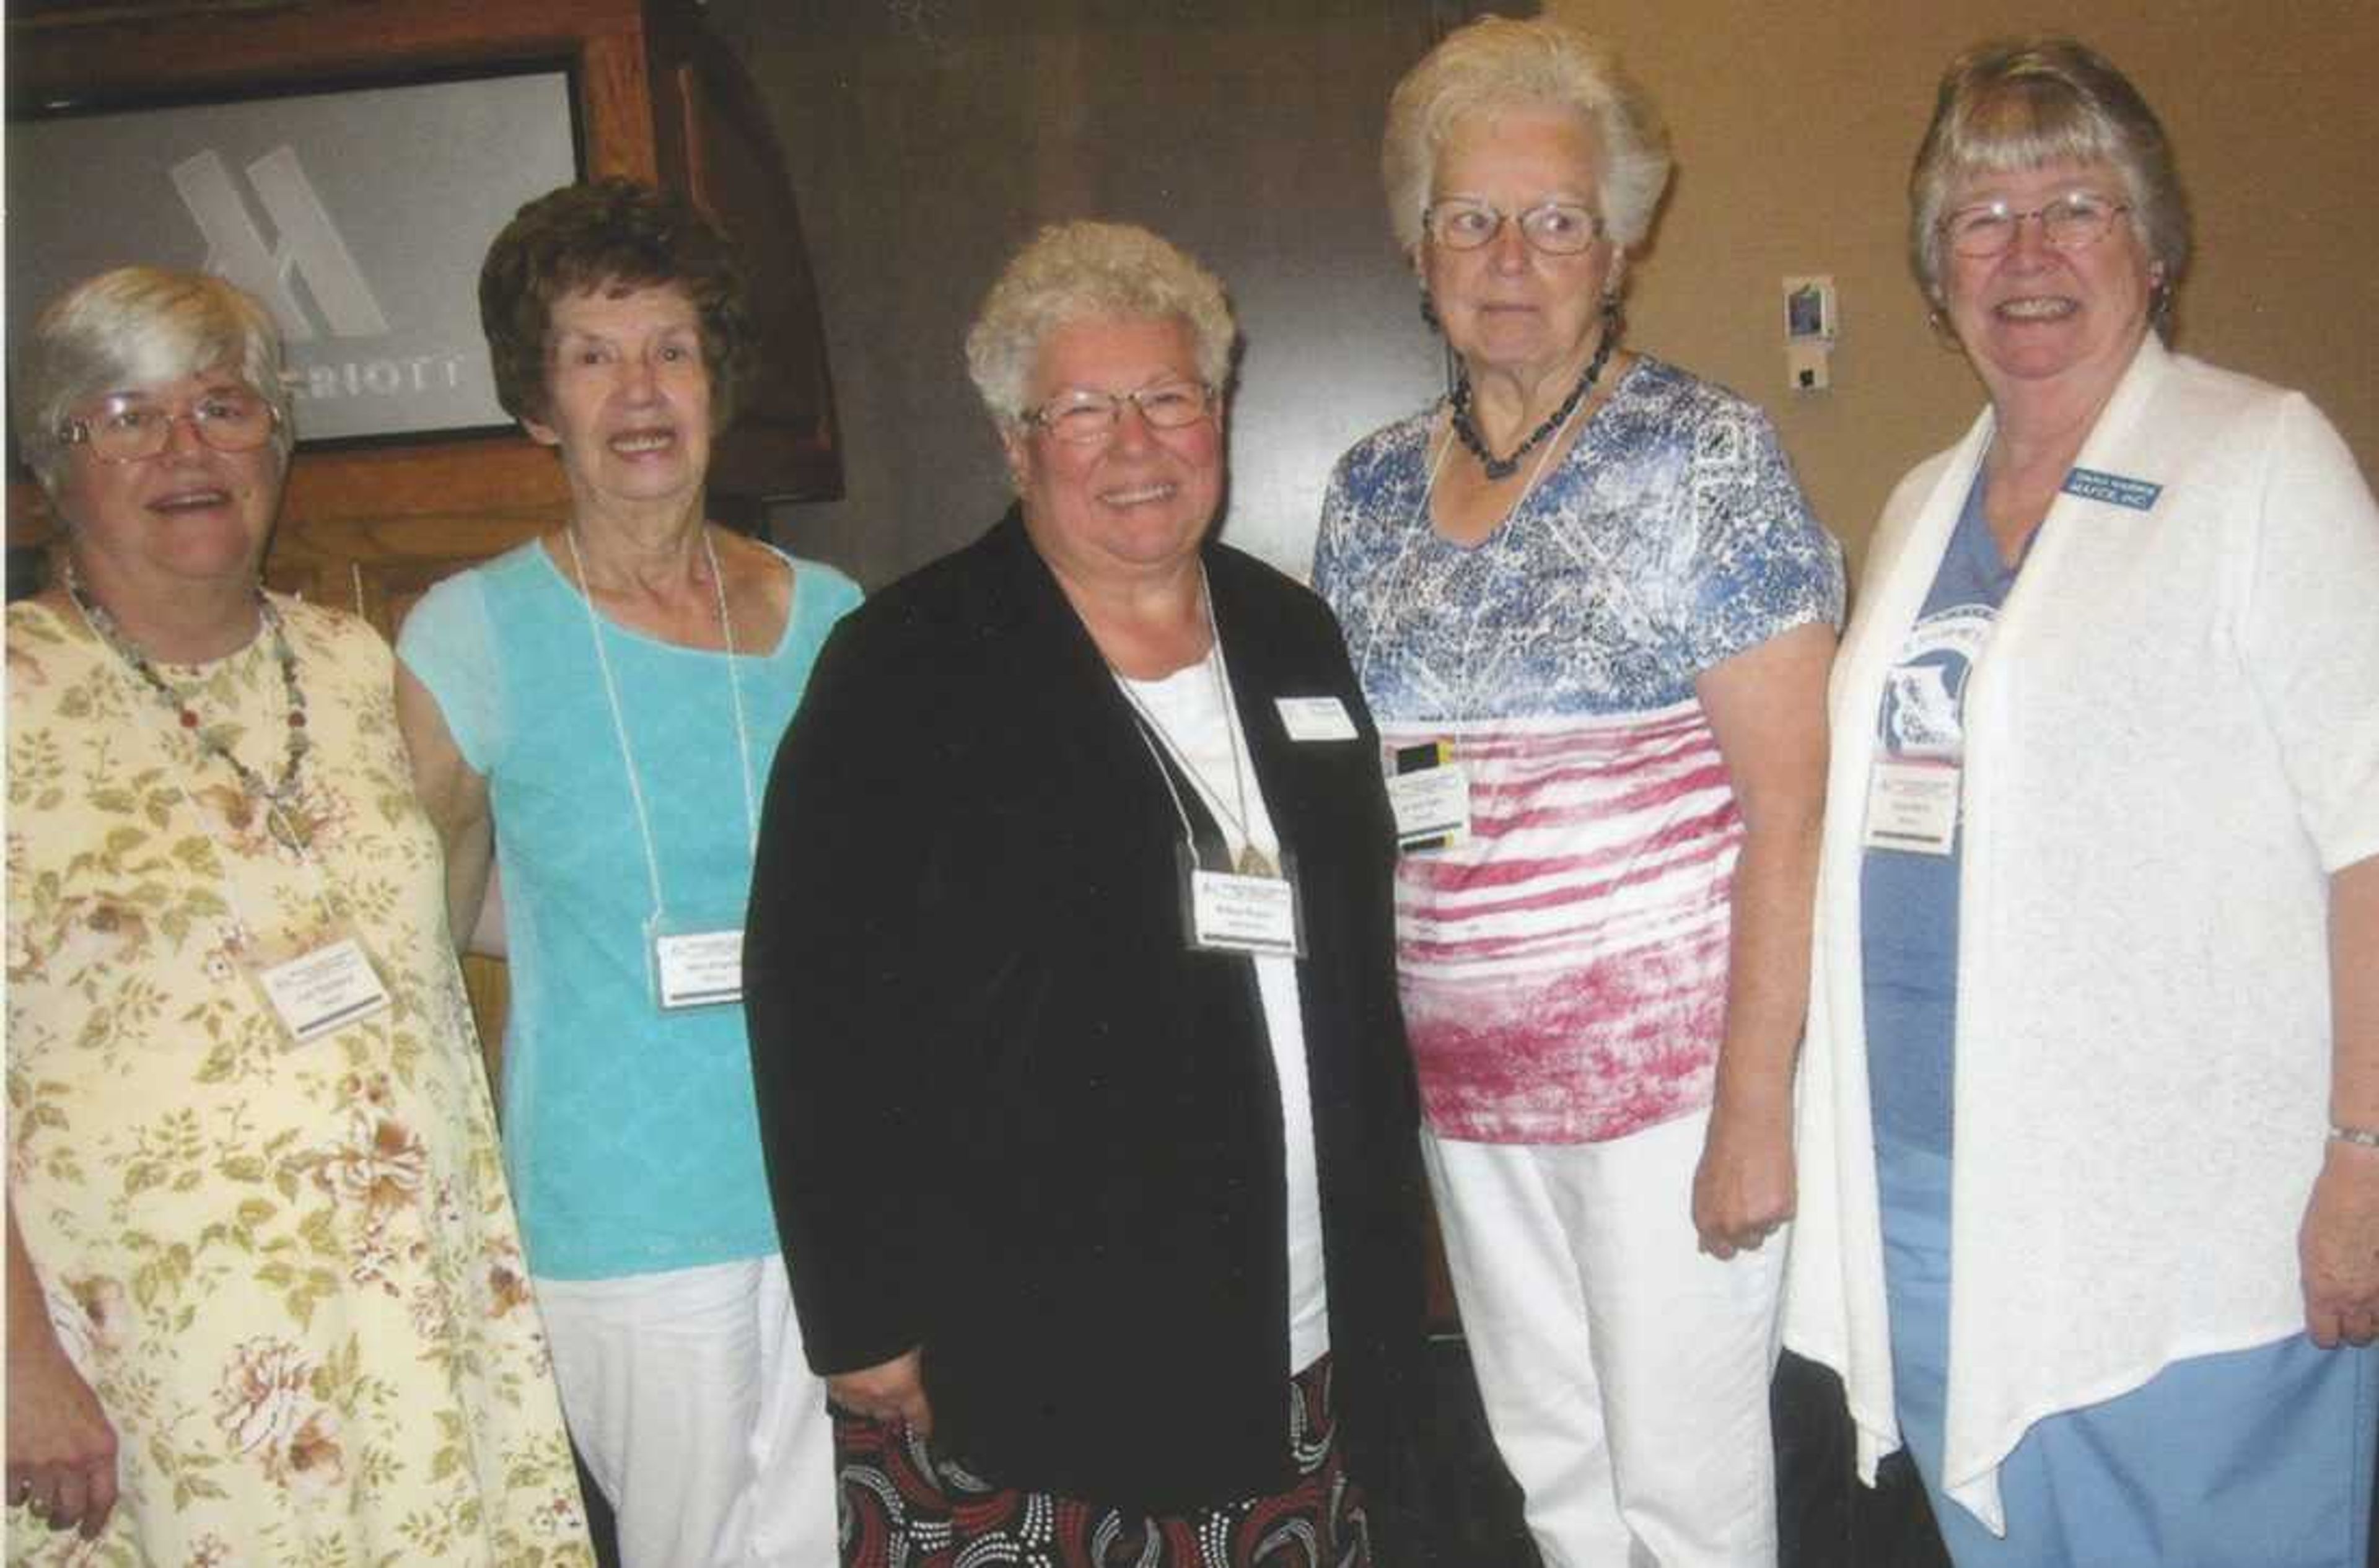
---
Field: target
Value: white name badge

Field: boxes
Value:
[1189,869,1304,957]
[654,929,745,1009]
[1864,759,1961,856]
[1275,696,1359,743]
[1388,763,1472,851]
[254,935,393,1045]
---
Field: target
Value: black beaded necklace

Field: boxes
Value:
[1449,330,1616,481]
[63,562,312,820]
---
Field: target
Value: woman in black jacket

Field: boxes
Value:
[744,220,1426,1566]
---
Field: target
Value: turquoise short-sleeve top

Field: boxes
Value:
[399,538,861,1279]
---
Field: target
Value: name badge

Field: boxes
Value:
[654,929,745,1009]
[1389,740,1470,852]
[1864,758,1961,856]
[1275,696,1358,743]
[253,934,393,1045]
[1188,869,1304,957]
[2061,466,2163,512]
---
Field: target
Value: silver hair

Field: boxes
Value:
[1909,37,2190,308]
[12,266,294,502]
[1382,15,1673,255]
[964,221,1237,428]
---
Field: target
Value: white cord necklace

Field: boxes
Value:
[563,525,761,925]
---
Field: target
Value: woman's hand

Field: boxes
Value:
[2306,857,2379,1346]
[6,1211,118,1538]
[1693,1095,1796,1259]
[829,1346,932,1435]
[2300,1139,2379,1347]
[6,1340,119,1537]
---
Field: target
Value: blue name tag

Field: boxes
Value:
[2061,466,2163,511]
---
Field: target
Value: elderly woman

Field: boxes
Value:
[743,221,1426,1566]
[1312,17,1844,1567]
[395,180,860,1567]
[4,268,590,1562]
[1782,38,2379,1567]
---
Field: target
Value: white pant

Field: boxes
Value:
[535,1256,836,1568]
[1424,1115,1783,1568]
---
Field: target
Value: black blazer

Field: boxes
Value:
[745,511,1426,1513]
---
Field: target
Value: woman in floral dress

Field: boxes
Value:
[4,266,592,1566]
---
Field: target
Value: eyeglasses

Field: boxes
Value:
[1940,192,2131,258]
[1423,198,1606,256]
[60,387,280,463]
[1023,381,1214,444]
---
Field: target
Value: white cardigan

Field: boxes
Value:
[1781,335,2379,1532]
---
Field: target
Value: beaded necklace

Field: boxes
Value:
[63,561,312,823]
[1448,328,1615,481]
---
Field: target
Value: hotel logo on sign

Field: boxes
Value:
[172,147,390,343]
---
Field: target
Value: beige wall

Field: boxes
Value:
[1553,0,2379,574]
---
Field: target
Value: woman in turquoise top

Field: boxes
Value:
[396,180,859,1568]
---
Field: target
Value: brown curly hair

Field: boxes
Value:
[478,178,756,427]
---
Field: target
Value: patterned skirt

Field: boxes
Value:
[833,1355,1370,1568]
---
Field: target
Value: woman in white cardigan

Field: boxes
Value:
[1782,37,2379,1568]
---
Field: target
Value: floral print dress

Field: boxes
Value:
[6,598,592,1567]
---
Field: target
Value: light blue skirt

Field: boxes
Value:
[1878,1139,2377,1568]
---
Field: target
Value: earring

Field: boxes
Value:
[1924,307,1962,351]
[1598,292,1624,344]
[1419,289,1442,334]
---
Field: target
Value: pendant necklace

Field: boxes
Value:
[64,560,313,846]
[1113,571,1276,878]
[1449,328,1615,481]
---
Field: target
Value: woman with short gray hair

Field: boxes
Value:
[747,219,1427,1566]
[964,219,1236,424]
[1785,37,2379,1566]
[12,271,294,496]
[1315,15,1842,1566]
[5,266,591,1562]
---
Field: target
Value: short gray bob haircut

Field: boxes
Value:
[12,266,294,502]
[1383,15,1673,256]
[1910,37,2190,307]
[965,221,1237,428]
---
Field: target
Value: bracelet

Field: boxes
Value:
[2334,1124,2379,1150]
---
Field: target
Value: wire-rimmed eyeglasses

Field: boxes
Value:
[59,387,281,463]
[1423,198,1606,256]
[1022,381,1216,445]
[1940,192,2132,259]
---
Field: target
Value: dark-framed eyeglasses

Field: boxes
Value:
[1940,192,2132,259]
[59,387,281,463]
[1423,198,1605,256]
[1022,380,1215,445]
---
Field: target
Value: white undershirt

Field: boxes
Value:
[1120,652,1330,1370]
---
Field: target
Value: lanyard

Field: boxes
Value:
[1110,571,1274,878]
[563,527,759,919]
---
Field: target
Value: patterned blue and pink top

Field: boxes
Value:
[1313,356,1842,1144]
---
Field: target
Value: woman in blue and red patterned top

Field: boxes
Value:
[1313,17,1841,1568]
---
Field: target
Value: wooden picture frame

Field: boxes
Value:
[6,0,843,574]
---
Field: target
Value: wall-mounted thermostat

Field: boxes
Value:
[1782,274,1839,392]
